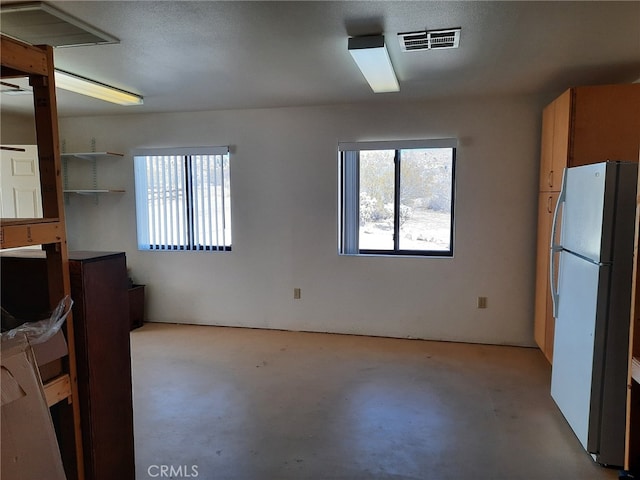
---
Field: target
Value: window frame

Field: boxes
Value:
[338,139,456,258]
[133,146,231,252]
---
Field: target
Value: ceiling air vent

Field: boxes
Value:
[398,28,461,52]
[0,1,118,47]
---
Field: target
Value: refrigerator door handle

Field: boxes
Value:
[550,169,567,318]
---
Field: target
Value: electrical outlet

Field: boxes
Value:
[294,288,301,299]
[477,297,488,309]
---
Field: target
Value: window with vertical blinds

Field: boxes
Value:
[133,147,231,251]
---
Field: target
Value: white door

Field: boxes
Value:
[551,250,607,452]
[0,145,42,218]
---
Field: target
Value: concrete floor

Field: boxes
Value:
[130,323,619,480]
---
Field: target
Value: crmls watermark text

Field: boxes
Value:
[147,465,199,478]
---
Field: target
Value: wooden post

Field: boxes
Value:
[29,43,85,480]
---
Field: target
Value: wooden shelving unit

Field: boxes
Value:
[1,217,63,248]
[1,34,85,480]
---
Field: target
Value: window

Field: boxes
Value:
[338,139,456,256]
[133,147,231,251]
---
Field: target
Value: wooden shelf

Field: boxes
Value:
[1,217,59,226]
[44,374,72,407]
[0,35,48,77]
[1,145,27,152]
[1,218,63,249]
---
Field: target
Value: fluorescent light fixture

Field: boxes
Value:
[54,69,143,106]
[348,35,399,93]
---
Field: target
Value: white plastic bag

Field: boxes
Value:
[1,295,73,345]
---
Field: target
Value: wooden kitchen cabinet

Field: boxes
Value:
[534,84,640,363]
[534,192,559,363]
[538,90,571,193]
[570,85,640,167]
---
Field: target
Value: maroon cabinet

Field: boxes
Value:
[68,251,135,480]
[128,284,145,330]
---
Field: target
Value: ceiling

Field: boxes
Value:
[1,0,639,118]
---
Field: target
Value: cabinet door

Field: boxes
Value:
[539,90,571,192]
[570,84,640,167]
[550,89,571,189]
[70,254,135,480]
[534,192,559,362]
[539,103,556,191]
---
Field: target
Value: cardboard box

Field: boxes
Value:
[32,330,68,382]
[2,329,68,383]
[1,334,66,480]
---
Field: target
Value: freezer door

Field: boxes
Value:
[551,251,609,453]
[560,162,614,263]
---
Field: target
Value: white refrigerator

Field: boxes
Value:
[550,161,638,467]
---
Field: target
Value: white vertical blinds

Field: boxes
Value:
[341,150,359,254]
[133,147,231,251]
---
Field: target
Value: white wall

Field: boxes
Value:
[1,112,36,144]
[58,95,541,346]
